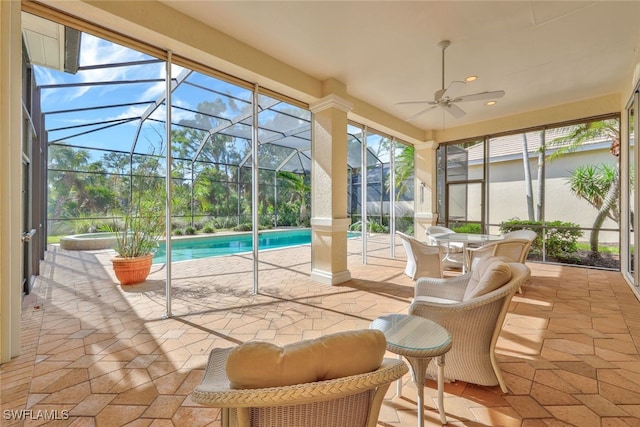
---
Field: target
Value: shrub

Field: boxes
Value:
[350,219,388,233]
[73,218,100,234]
[499,219,582,258]
[202,225,216,234]
[233,223,252,232]
[451,223,482,234]
[211,216,237,230]
[395,216,414,235]
[259,215,274,229]
[185,226,197,235]
[171,218,189,230]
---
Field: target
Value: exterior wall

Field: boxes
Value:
[464,146,620,244]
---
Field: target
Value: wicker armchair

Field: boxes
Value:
[408,261,530,393]
[192,348,408,427]
[396,231,443,280]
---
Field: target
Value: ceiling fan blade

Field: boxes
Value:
[454,90,506,103]
[405,105,439,121]
[439,80,466,100]
[395,100,437,106]
[444,103,466,118]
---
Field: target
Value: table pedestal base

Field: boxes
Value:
[399,354,447,426]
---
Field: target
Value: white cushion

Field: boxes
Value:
[226,329,386,389]
[463,256,512,301]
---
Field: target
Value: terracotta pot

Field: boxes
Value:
[111,254,153,285]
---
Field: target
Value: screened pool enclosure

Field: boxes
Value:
[35,21,415,266]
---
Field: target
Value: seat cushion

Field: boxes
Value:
[463,256,512,301]
[226,329,386,389]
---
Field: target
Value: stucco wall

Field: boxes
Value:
[459,146,621,244]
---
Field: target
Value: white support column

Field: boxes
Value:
[0,0,23,362]
[414,141,439,239]
[309,95,353,285]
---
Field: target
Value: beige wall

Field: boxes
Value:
[476,147,620,244]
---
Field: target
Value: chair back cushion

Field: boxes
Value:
[463,256,512,301]
[493,239,531,263]
[226,329,386,389]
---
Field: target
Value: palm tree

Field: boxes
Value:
[391,145,414,200]
[48,145,91,218]
[550,119,620,257]
[277,171,310,225]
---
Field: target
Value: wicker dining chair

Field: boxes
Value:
[503,229,538,242]
[192,334,408,427]
[466,238,533,271]
[396,231,443,280]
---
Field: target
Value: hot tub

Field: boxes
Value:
[60,232,118,251]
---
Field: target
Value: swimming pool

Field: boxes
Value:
[153,228,359,263]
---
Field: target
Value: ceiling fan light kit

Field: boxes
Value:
[396,40,505,121]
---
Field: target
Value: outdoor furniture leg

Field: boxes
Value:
[405,355,446,427]
[437,355,447,425]
[397,354,403,397]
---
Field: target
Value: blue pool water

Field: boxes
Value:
[153,229,359,263]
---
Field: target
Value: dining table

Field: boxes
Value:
[431,232,504,272]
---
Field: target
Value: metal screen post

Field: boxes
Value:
[164,52,173,318]
[252,85,259,294]
[390,138,396,257]
[361,126,368,264]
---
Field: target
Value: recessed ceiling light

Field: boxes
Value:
[465,76,477,82]
[486,101,497,106]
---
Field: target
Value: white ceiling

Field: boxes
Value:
[161,1,639,131]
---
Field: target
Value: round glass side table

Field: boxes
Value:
[371,313,452,426]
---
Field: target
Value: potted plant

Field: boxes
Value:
[110,189,165,286]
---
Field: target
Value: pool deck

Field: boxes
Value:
[2,233,640,426]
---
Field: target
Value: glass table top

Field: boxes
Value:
[370,314,451,355]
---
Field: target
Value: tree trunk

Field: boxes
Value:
[521,134,535,220]
[589,162,620,256]
[536,150,545,222]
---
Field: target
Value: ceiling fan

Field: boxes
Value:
[397,40,505,121]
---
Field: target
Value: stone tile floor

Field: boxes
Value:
[1,234,640,426]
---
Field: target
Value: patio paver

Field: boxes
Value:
[1,234,640,426]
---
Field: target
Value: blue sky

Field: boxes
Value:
[37,33,187,155]
[35,30,311,170]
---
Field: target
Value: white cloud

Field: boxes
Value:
[37,32,201,138]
